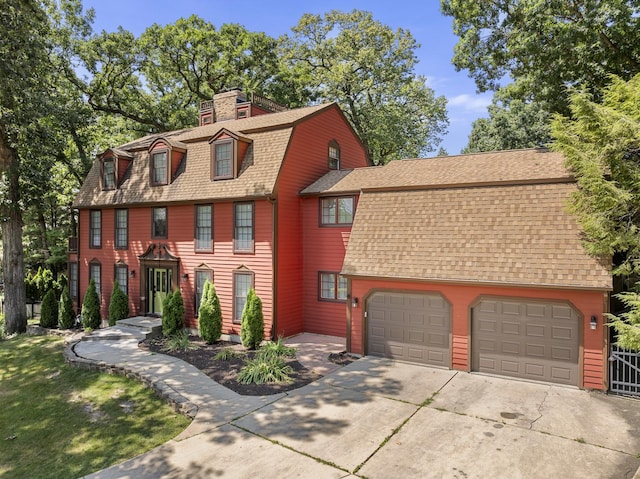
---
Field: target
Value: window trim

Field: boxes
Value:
[114,208,128,250]
[69,262,79,300]
[232,269,255,324]
[151,206,168,239]
[194,266,214,316]
[319,196,355,226]
[102,157,117,190]
[150,149,169,186]
[328,140,340,170]
[114,263,128,296]
[194,204,214,253]
[89,259,102,302]
[233,201,255,253]
[89,210,102,248]
[212,138,235,180]
[318,271,348,302]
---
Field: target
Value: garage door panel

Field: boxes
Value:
[473,299,579,386]
[367,292,451,367]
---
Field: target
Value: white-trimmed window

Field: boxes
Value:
[214,140,233,179]
[152,151,168,185]
[328,141,340,170]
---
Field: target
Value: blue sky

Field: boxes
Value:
[81,0,494,154]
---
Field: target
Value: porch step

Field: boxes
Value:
[81,316,162,342]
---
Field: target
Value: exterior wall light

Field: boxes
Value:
[129,269,135,278]
[181,273,189,282]
[590,315,597,330]
[352,297,359,308]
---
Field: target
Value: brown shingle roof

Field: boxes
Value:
[301,148,571,195]
[342,183,611,290]
[74,103,333,207]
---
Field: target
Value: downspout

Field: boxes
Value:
[346,278,352,353]
[269,196,278,340]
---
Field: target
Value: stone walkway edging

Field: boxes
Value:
[63,338,199,419]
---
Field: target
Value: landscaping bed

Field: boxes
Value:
[140,336,354,396]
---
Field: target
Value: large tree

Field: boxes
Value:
[552,74,640,349]
[280,10,448,165]
[76,16,306,135]
[0,0,92,334]
[441,0,640,114]
[463,93,551,153]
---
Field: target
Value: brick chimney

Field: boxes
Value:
[198,89,288,126]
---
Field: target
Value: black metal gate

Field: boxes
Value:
[609,344,640,396]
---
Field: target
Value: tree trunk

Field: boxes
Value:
[0,127,26,334]
[38,209,49,261]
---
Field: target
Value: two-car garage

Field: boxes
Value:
[365,291,581,387]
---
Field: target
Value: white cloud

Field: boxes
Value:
[447,94,492,113]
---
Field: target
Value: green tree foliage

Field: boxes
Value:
[0,0,93,334]
[40,288,59,328]
[280,10,448,165]
[198,280,222,344]
[81,278,101,330]
[58,285,75,329]
[464,94,551,153]
[108,281,129,326]
[77,15,305,135]
[552,74,640,349]
[161,289,184,337]
[241,288,264,350]
[441,0,640,114]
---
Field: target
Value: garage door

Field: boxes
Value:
[367,292,451,367]
[472,299,580,386]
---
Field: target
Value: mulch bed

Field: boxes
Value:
[140,336,355,396]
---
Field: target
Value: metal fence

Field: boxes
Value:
[609,344,640,396]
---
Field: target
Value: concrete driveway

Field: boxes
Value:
[87,356,640,479]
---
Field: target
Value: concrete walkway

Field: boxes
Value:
[67,319,640,479]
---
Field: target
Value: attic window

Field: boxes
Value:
[151,151,168,185]
[102,158,116,189]
[329,141,340,170]
[213,139,234,180]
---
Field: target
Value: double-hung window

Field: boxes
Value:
[214,141,233,179]
[233,270,253,323]
[115,209,128,249]
[320,197,354,225]
[152,207,168,238]
[328,141,340,170]
[195,268,213,315]
[89,261,102,302]
[103,158,116,189]
[234,202,254,252]
[152,151,168,185]
[89,210,102,248]
[195,205,213,252]
[319,272,347,301]
[114,264,128,295]
[69,263,78,299]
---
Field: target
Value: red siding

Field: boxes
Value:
[276,106,368,337]
[77,200,273,335]
[349,278,608,390]
[301,196,356,337]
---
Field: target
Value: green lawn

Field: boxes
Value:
[0,335,191,478]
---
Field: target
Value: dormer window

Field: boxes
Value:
[152,151,168,185]
[213,140,233,179]
[209,129,252,181]
[102,158,116,189]
[329,141,340,170]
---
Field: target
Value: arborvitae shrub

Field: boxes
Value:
[58,285,75,329]
[240,288,264,350]
[162,289,184,337]
[81,278,101,330]
[108,281,129,326]
[198,280,222,344]
[40,289,59,328]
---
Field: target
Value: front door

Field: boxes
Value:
[147,268,172,315]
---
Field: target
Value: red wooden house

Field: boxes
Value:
[69,89,369,340]
[71,90,612,390]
